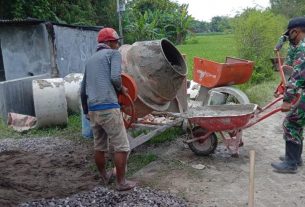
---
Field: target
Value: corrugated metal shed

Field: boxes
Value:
[0,19,103,121]
[0,19,103,80]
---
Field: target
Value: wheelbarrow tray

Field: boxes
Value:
[186,104,257,131]
[193,57,254,88]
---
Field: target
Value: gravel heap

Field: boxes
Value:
[1,137,188,206]
[19,186,188,207]
[0,137,85,153]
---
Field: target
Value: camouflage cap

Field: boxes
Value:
[284,16,305,35]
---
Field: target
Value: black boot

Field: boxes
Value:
[272,141,300,173]
[299,140,303,166]
[280,140,304,166]
[279,155,303,166]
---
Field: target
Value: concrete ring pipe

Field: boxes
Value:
[32,78,68,127]
[63,73,83,114]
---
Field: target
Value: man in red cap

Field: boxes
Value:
[81,27,137,190]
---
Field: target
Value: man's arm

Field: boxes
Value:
[283,49,305,104]
[110,50,123,92]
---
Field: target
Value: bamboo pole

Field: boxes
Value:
[248,150,256,207]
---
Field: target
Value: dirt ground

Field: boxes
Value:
[131,111,305,207]
[0,138,98,207]
[1,110,305,206]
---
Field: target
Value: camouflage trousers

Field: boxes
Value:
[283,93,305,145]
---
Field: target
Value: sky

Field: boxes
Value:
[174,0,270,22]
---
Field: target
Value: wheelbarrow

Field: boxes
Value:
[184,50,299,156]
[183,99,283,156]
[193,56,254,105]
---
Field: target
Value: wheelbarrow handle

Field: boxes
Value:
[246,106,282,128]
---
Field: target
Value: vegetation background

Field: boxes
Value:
[1,0,302,83]
[0,0,304,137]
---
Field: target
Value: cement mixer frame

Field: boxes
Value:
[123,55,255,151]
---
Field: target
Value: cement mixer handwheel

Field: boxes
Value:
[120,94,136,129]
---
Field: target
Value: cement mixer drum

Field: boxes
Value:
[119,39,187,117]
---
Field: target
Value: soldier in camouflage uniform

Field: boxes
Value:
[271,17,305,173]
[275,35,297,67]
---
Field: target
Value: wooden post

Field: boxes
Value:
[248,150,256,207]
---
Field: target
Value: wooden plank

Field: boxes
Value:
[128,119,183,150]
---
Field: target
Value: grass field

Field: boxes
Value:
[177,34,237,80]
[177,34,280,106]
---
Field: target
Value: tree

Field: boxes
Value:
[270,0,305,18]
[232,8,286,83]
[189,20,210,33]
[210,16,231,33]
[127,0,178,14]
[0,0,118,27]
[124,10,162,41]
[124,0,192,44]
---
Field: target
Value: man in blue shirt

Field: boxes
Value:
[81,28,136,190]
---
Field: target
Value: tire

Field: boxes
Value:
[188,127,218,156]
[207,86,250,105]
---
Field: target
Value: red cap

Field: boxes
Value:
[97,27,121,43]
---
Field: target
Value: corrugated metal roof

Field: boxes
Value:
[0,19,103,31]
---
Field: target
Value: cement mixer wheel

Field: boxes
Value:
[188,127,218,156]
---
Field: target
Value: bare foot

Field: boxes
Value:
[100,170,115,185]
[116,180,137,191]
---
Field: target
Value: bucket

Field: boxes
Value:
[81,108,93,139]
[119,39,187,117]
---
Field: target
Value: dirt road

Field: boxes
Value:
[132,111,305,207]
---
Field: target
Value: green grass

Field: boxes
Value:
[177,34,238,80]
[147,127,184,144]
[127,153,158,176]
[0,114,83,140]
[241,73,281,106]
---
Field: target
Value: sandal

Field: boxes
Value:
[116,180,137,191]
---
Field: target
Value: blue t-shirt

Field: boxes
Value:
[88,103,120,111]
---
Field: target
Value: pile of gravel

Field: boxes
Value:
[0,137,87,153]
[19,186,188,207]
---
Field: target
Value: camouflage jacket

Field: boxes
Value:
[284,37,305,103]
[275,35,297,66]
[285,45,297,66]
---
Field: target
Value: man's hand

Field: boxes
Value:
[281,101,292,112]
[274,35,287,51]
[121,86,128,96]
[282,65,293,71]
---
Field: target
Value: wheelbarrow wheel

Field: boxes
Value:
[188,127,218,156]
